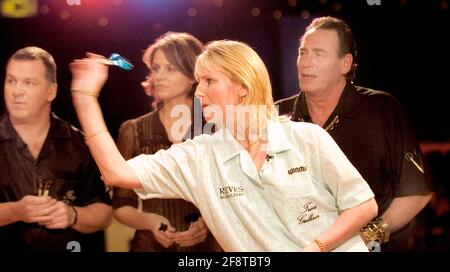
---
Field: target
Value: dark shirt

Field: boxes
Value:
[113,109,221,252]
[0,113,111,252]
[276,82,433,251]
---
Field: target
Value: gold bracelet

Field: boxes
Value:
[71,89,99,97]
[84,129,109,142]
[314,239,327,252]
[360,217,390,244]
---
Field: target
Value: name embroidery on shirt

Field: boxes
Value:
[288,166,307,175]
[297,201,320,224]
[218,186,244,199]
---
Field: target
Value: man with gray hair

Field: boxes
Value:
[276,16,433,251]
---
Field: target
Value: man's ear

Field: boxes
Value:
[47,83,57,103]
[341,53,353,75]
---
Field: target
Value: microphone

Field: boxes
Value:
[266,154,274,162]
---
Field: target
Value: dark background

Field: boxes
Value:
[1,0,449,141]
[1,0,449,251]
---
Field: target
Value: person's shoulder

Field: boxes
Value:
[354,85,401,106]
[274,93,300,115]
[52,114,84,138]
[276,119,323,139]
[275,93,299,106]
[120,111,155,128]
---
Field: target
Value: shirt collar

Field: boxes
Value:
[211,126,243,163]
[266,120,293,154]
[292,81,359,121]
[211,120,293,163]
[0,114,15,141]
[47,113,72,139]
[0,112,72,142]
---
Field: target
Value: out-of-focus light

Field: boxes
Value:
[273,10,282,20]
[212,0,223,7]
[301,10,310,19]
[288,0,297,7]
[440,0,448,9]
[98,16,108,26]
[39,4,49,15]
[187,8,197,17]
[399,0,407,6]
[112,0,122,6]
[60,10,70,20]
[332,2,342,11]
[319,0,327,5]
[1,0,38,18]
[251,7,260,17]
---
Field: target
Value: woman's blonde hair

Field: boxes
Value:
[195,40,277,122]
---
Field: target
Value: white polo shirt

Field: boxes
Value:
[128,120,374,252]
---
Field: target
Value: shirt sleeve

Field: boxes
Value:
[382,98,434,197]
[127,139,202,205]
[76,149,112,206]
[311,125,375,211]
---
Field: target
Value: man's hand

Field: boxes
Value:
[173,217,209,247]
[40,201,75,229]
[14,195,57,223]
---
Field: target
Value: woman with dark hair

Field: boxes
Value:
[112,32,221,252]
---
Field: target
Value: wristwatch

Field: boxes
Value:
[361,217,390,244]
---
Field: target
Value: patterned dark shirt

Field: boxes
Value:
[276,82,433,251]
[0,113,111,252]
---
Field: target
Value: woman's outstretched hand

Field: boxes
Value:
[69,52,109,97]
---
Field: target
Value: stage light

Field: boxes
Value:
[60,9,70,20]
[273,10,282,20]
[187,7,197,17]
[288,0,297,7]
[98,16,108,26]
[301,10,310,19]
[0,0,38,18]
[332,2,342,11]
[39,4,49,15]
[251,7,260,17]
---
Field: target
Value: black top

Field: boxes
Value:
[0,113,111,252]
[276,82,433,251]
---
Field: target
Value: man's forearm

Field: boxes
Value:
[0,202,19,227]
[382,193,432,234]
[72,203,112,233]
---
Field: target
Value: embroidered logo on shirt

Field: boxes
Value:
[218,186,244,199]
[297,201,320,224]
[288,166,307,175]
[62,190,77,205]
